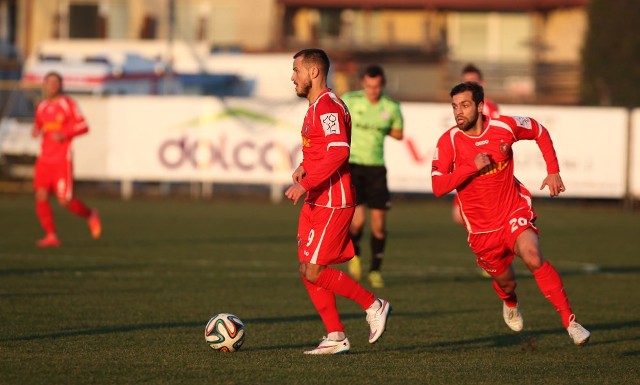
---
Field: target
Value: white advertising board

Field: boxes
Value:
[385,103,628,198]
[74,96,306,184]
[500,105,628,198]
[72,96,630,199]
[631,108,640,199]
[384,102,452,193]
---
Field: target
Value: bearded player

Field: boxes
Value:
[285,48,390,354]
[431,82,590,345]
[452,63,500,227]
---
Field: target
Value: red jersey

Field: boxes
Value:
[483,98,500,119]
[299,89,355,208]
[431,115,560,233]
[34,95,88,163]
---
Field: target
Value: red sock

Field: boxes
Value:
[315,267,375,311]
[492,280,518,308]
[302,278,343,333]
[36,200,56,235]
[65,198,91,218]
[534,261,573,327]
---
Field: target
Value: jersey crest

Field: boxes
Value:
[499,141,510,155]
[513,116,532,129]
[320,113,340,136]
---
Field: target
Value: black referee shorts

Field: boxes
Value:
[350,163,391,210]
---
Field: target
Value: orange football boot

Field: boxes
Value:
[88,209,102,239]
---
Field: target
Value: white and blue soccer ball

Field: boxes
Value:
[205,313,245,352]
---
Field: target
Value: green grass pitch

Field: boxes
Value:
[1,195,639,384]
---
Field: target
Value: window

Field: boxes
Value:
[69,4,100,38]
[448,12,532,62]
[319,9,341,38]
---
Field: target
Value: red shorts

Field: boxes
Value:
[33,159,74,201]
[468,204,539,277]
[297,204,355,266]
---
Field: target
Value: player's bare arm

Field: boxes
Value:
[540,173,566,197]
[292,165,306,183]
[284,183,307,205]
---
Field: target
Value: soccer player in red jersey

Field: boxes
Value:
[452,63,500,226]
[285,49,391,354]
[431,82,590,345]
[31,72,101,247]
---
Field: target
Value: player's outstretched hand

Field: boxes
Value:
[285,183,307,205]
[540,173,566,197]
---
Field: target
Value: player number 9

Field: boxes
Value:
[306,230,315,247]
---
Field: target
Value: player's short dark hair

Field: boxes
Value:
[461,63,483,81]
[361,64,386,82]
[43,71,64,91]
[293,48,330,77]
[450,82,484,106]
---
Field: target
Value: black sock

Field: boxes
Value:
[351,230,362,256]
[370,236,386,271]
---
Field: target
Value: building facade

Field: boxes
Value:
[275,0,588,103]
[2,0,588,104]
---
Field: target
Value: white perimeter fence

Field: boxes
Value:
[1,96,638,202]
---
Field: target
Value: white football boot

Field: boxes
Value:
[566,314,591,345]
[366,298,391,343]
[503,303,524,332]
[304,336,350,355]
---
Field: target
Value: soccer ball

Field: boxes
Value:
[204,313,245,352]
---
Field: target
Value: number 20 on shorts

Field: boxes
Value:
[509,217,528,233]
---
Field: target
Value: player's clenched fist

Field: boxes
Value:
[474,152,491,170]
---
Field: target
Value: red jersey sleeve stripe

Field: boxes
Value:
[491,120,516,139]
[327,142,349,150]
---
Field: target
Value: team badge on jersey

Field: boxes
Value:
[320,113,340,136]
[500,141,511,155]
[513,116,532,129]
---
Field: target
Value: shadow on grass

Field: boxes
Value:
[369,263,640,291]
[2,309,442,344]
[1,313,356,342]
[564,265,640,276]
[4,311,639,356]
[389,319,640,352]
[505,264,640,280]
[95,234,294,248]
[0,264,146,278]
